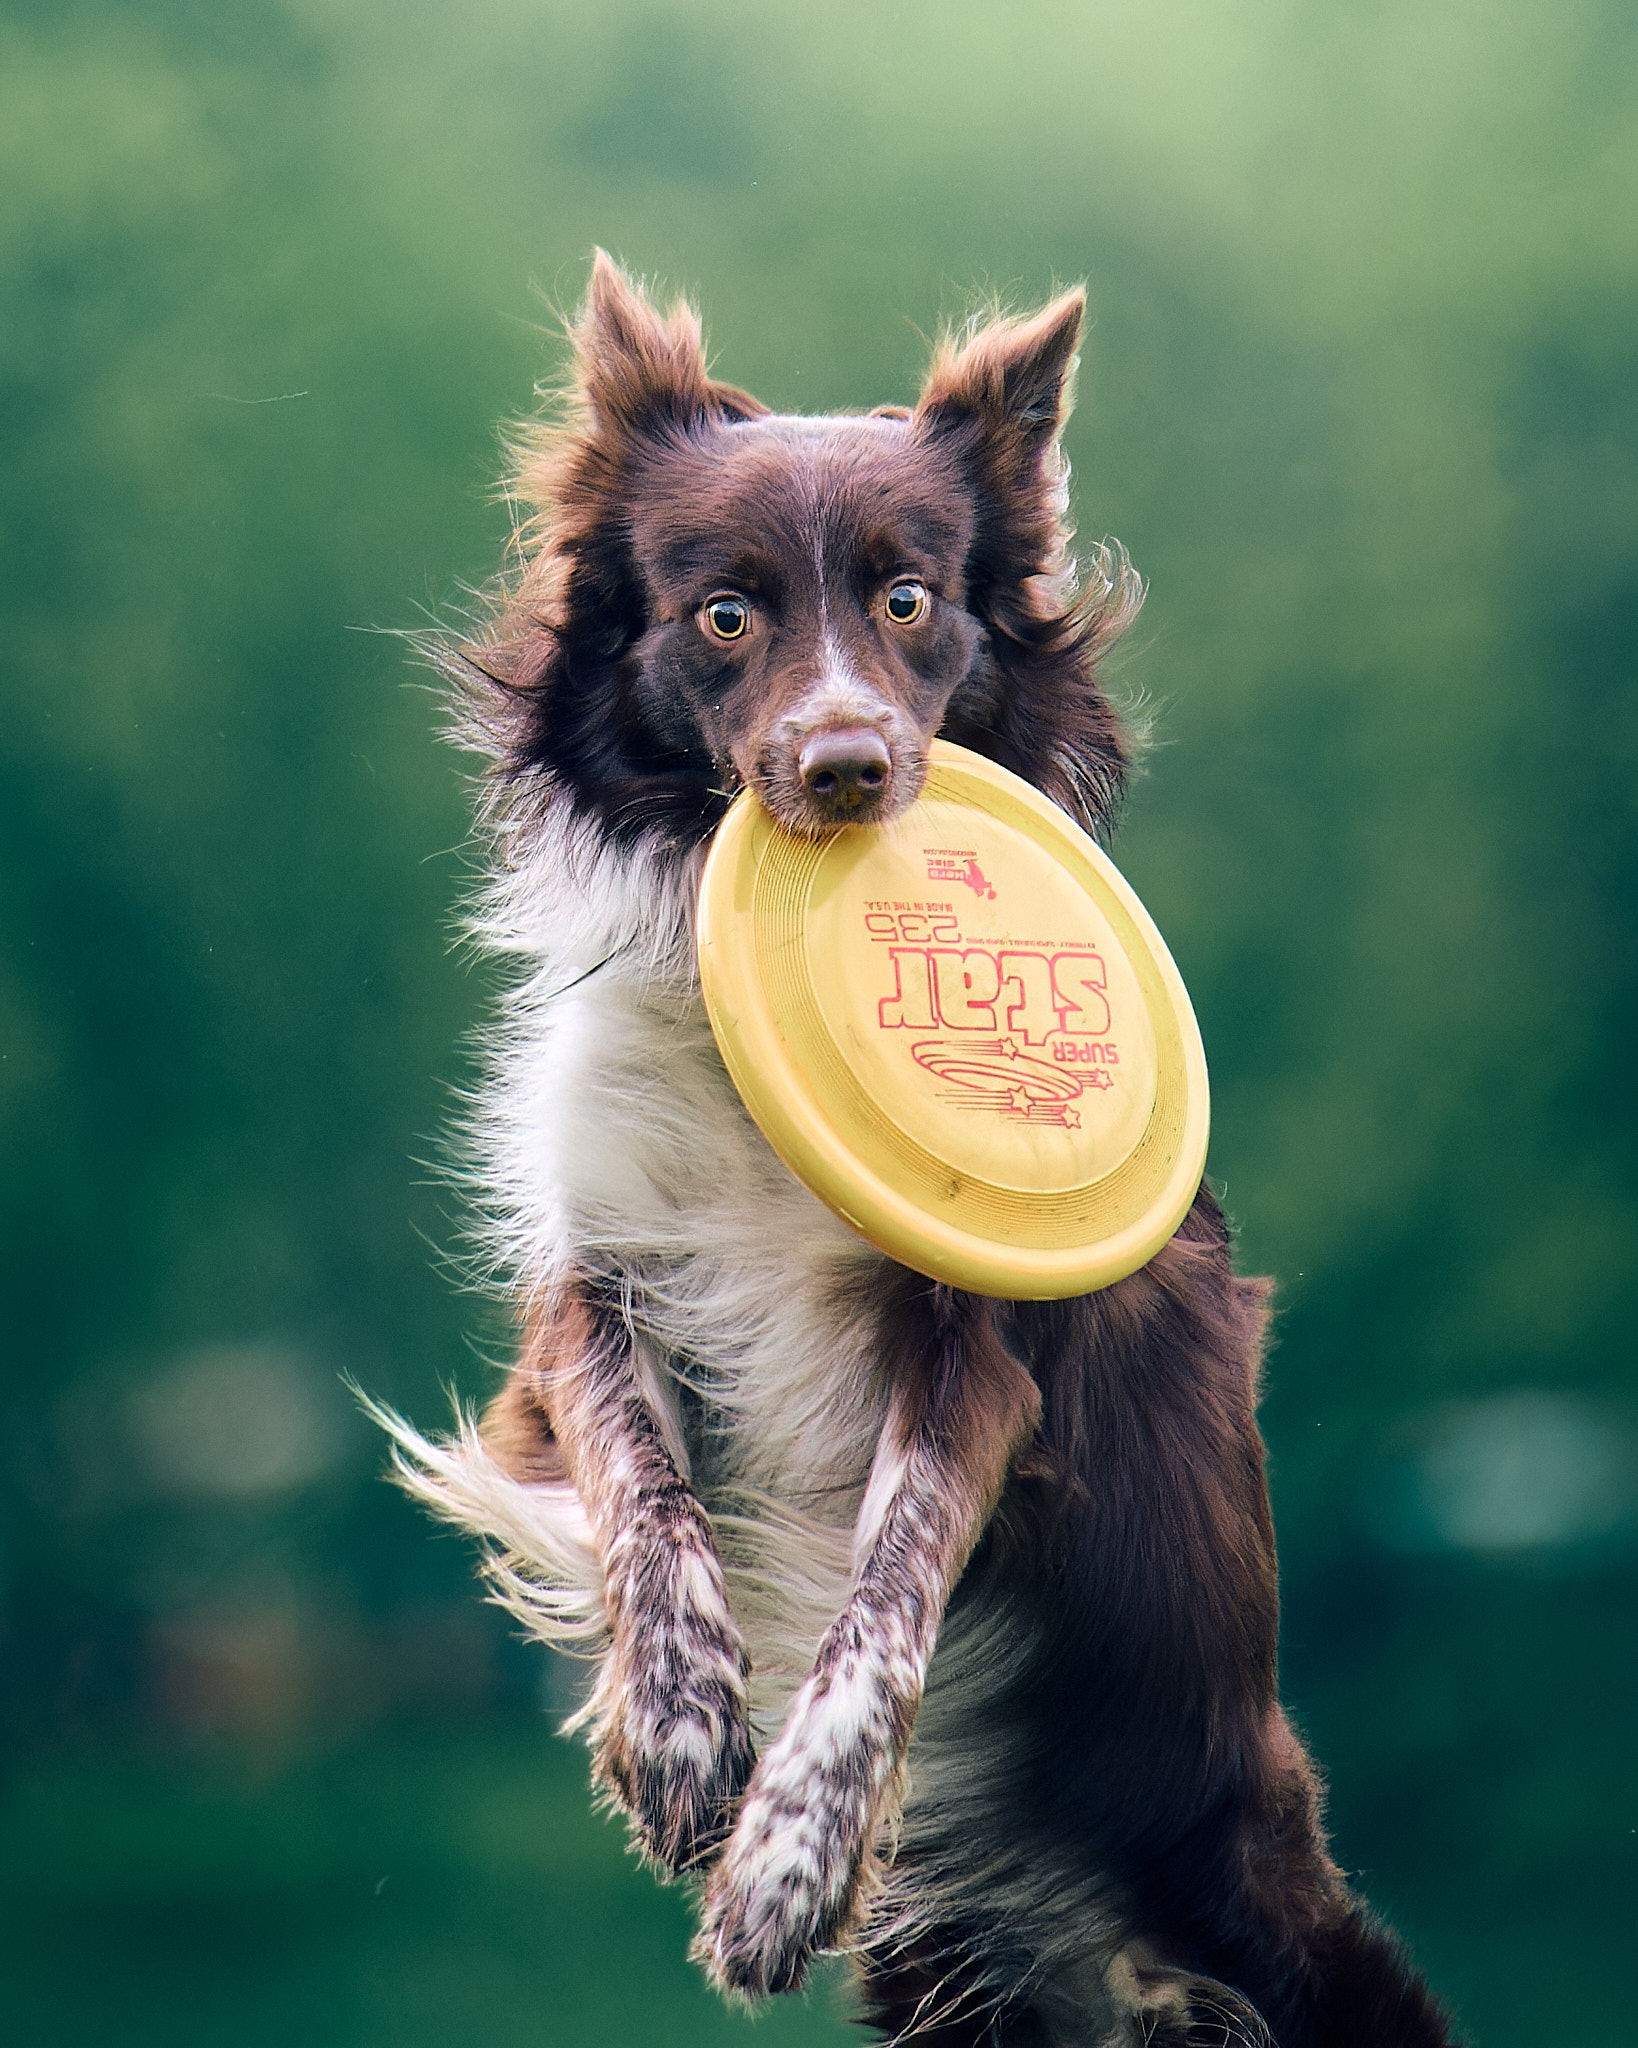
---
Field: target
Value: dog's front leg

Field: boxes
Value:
[506,1282,754,1872]
[697,1284,1040,1996]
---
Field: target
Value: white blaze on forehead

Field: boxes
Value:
[811,488,829,634]
[773,463,914,750]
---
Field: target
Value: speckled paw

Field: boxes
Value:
[694,1782,862,1995]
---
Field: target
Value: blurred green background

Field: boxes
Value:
[2,1,1634,2042]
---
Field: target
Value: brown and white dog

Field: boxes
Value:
[381,254,1457,2046]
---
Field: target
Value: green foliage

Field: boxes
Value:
[1,2,1634,2042]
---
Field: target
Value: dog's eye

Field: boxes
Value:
[885,581,927,626]
[701,594,751,642]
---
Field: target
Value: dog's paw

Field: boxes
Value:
[694,1706,883,1995]
[594,1521,755,1872]
[695,1793,853,1995]
[599,1665,754,1872]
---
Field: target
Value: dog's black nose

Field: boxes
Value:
[798,727,892,810]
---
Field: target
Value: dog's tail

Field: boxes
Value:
[359,1391,608,1658]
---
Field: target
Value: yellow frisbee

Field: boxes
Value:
[697,740,1209,1298]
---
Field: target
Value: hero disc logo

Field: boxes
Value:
[924,847,997,899]
[865,902,1120,1128]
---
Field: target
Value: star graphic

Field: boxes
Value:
[1063,1107,1081,1128]
[1008,1086,1033,1114]
[1087,1069,1114,1091]
[998,1037,1020,1060]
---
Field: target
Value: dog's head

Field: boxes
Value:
[461,254,1139,845]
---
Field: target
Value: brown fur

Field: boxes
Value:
[395,255,1459,2045]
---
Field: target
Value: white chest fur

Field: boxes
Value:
[376,806,1127,2028]
[468,810,895,1717]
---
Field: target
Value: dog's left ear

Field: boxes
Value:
[915,290,1083,454]
[913,291,1083,599]
[913,290,1137,837]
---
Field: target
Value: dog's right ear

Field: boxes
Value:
[573,250,712,440]
[457,257,768,841]
[493,252,767,653]
[571,251,766,443]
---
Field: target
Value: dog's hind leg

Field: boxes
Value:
[499,1280,754,1873]
[697,1280,1040,1999]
